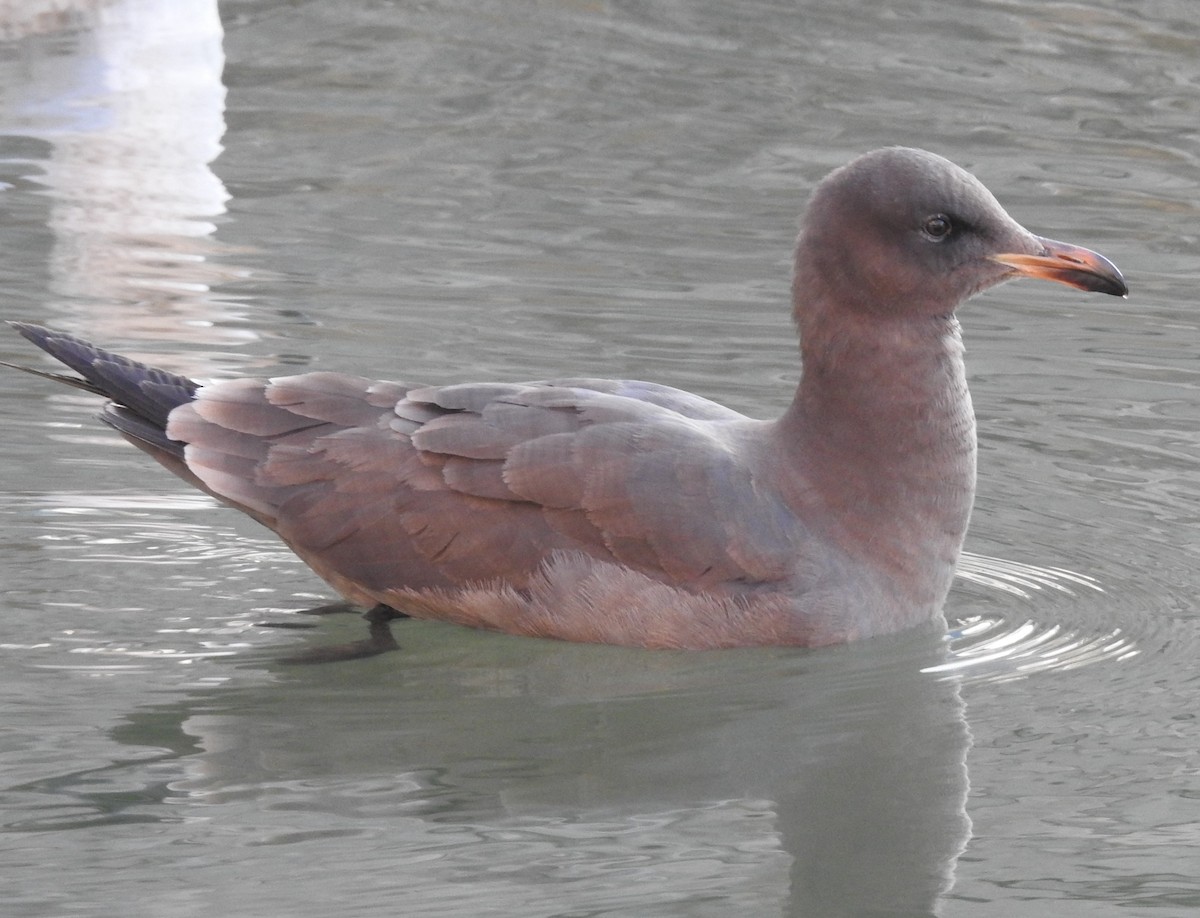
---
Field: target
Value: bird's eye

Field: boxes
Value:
[922,214,953,241]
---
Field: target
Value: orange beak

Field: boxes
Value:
[992,236,1128,297]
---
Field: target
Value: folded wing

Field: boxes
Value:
[167,374,803,599]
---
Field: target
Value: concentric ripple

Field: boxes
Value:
[931,551,1140,684]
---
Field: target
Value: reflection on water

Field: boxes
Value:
[3,0,1200,915]
[0,0,253,368]
[9,624,971,917]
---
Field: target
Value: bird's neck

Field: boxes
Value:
[776,308,977,605]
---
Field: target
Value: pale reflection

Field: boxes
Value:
[0,0,253,369]
[152,629,972,916]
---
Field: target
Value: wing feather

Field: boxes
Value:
[265,372,411,425]
[169,371,798,600]
[502,432,585,507]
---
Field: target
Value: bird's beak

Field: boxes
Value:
[992,236,1128,297]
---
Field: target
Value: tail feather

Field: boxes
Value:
[7,322,199,456]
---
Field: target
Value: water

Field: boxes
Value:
[1,0,1199,914]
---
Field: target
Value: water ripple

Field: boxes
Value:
[956,551,1104,599]
[1,494,1165,679]
[938,552,1139,684]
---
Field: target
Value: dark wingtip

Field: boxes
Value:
[4,322,105,395]
[7,322,200,434]
[9,319,74,350]
[9,320,51,344]
[7,321,112,382]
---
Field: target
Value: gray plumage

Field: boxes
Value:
[6,148,1127,648]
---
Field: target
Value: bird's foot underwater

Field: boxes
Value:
[260,603,409,664]
[257,601,409,629]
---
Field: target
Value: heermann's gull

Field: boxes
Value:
[6,148,1126,649]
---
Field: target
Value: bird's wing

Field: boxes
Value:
[167,373,801,597]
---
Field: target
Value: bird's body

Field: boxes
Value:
[7,148,1127,648]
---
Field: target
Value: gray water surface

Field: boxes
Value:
[2,1,1198,915]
